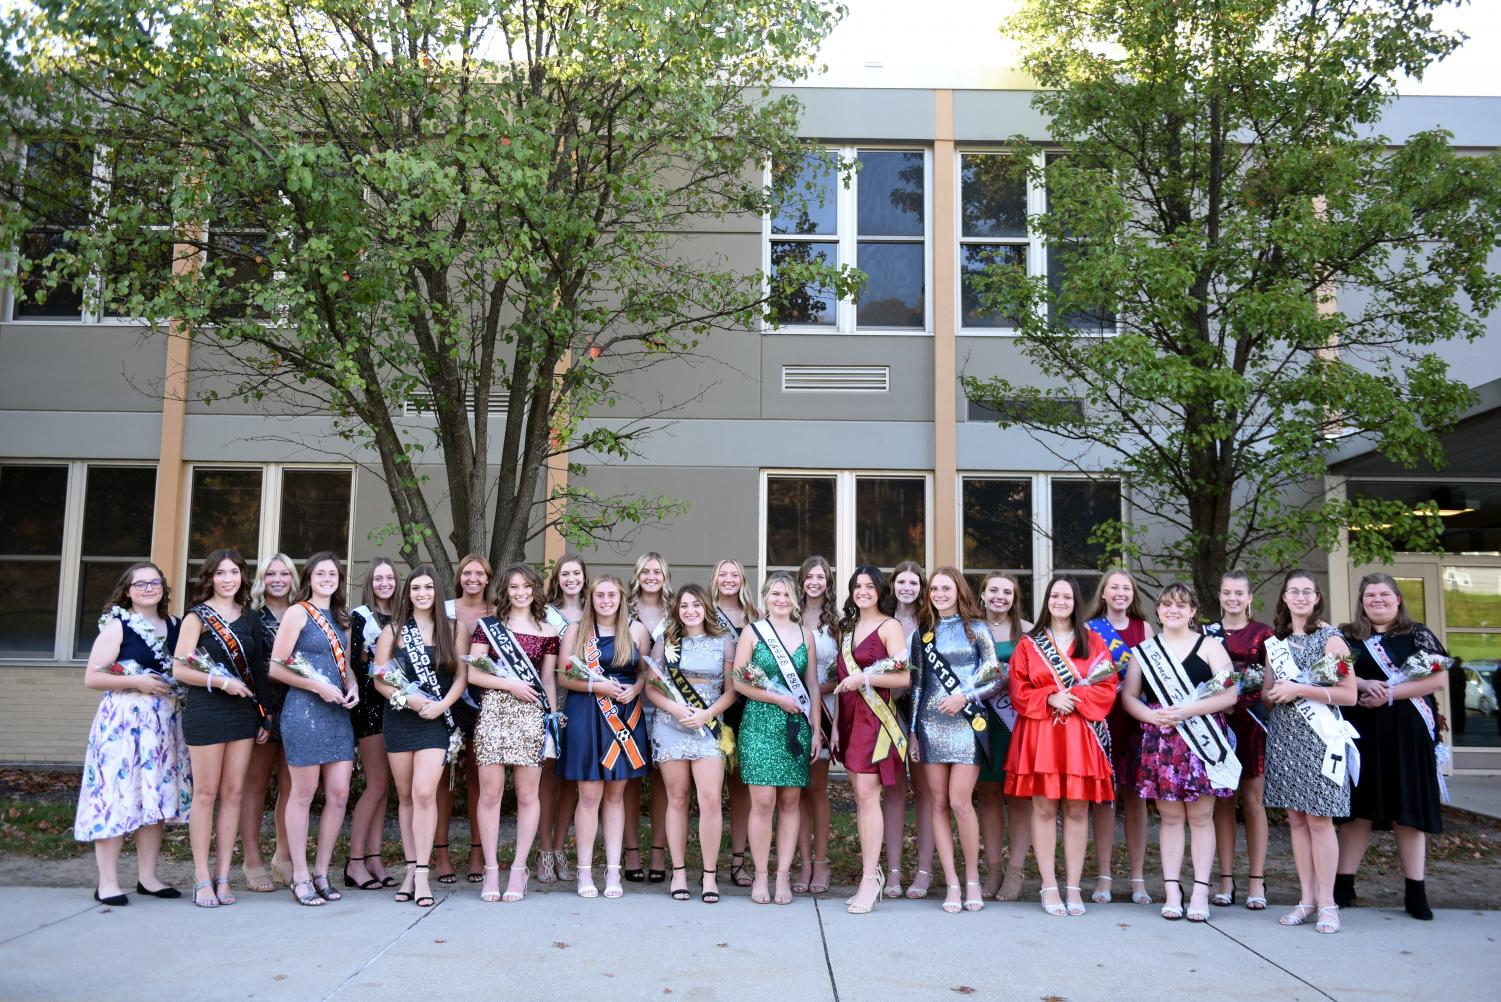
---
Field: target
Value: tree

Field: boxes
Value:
[0,0,855,580]
[962,0,1501,607]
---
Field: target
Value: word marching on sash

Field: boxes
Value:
[1363,635,1449,804]
[299,602,350,688]
[1087,617,1134,679]
[194,603,269,725]
[647,648,737,759]
[478,617,560,760]
[399,619,461,762]
[753,620,814,758]
[1265,636,1360,787]
[1136,637,1241,791]
[920,629,991,765]
[839,630,908,765]
[1032,631,1112,770]
[586,635,645,771]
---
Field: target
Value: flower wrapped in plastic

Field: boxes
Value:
[173,647,237,685]
[93,658,186,700]
[1395,651,1453,682]
[1303,655,1353,687]
[463,654,511,680]
[1076,653,1119,686]
[273,652,323,683]
[1192,672,1242,701]
[1238,666,1265,694]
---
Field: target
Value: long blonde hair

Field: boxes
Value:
[627,551,673,622]
[574,575,634,669]
[252,552,300,609]
[711,558,760,622]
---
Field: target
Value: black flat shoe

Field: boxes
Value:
[93,889,129,907]
[134,882,181,899]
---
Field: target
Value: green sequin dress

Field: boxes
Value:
[978,636,1017,783]
[737,639,812,788]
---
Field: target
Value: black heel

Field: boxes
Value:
[701,868,720,904]
[1187,880,1211,922]
[622,843,645,883]
[433,843,457,884]
[1212,872,1235,906]
[1333,872,1356,909]
[1405,878,1433,921]
[394,860,416,903]
[366,853,398,888]
[648,845,667,884]
[670,865,690,901]
[414,864,435,908]
[730,851,752,887]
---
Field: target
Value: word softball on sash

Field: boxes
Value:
[574,635,645,771]
[919,629,993,766]
[398,619,463,763]
[645,648,737,759]
[1087,617,1134,679]
[298,601,350,688]
[1362,634,1450,804]
[191,603,269,726]
[1032,631,1113,769]
[477,617,562,760]
[1135,637,1241,791]
[1265,636,1361,787]
[839,630,907,765]
[751,620,816,758]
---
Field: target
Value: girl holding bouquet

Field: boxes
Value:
[1005,575,1116,918]
[74,563,189,907]
[268,552,358,906]
[794,555,839,897]
[172,549,271,907]
[436,553,492,885]
[469,563,561,903]
[242,553,297,891]
[909,568,1002,914]
[1336,573,1448,920]
[624,552,672,885]
[713,558,759,888]
[832,565,908,914]
[1261,570,1356,933]
[735,572,822,906]
[557,576,651,899]
[346,558,398,892]
[373,565,466,908]
[538,553,588,883]
[1120,584,1239,922]
[978,572,1033,901]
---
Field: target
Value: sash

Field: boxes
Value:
[839,628,908,764]
[479,616,560,759]
[657,642,737,758]
[1031,631,1112,769]
[1363,634,1449,804]
[351,605,385,651]
[1087,617,1133,678]
[444,598,457,620]
[194,603,268,723]
[1203,620,1268,733]
[297,602,350,689]
[400,617,456,722]
[1135,637,1241,791]
[586,634,646,771]
[715,606,742,638]
[753,619,814,758]
[1265,636,1361,788]
[919,628,991,765]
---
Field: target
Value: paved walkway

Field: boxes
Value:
[1447,773,1501,820]
[0,883,1490,1001]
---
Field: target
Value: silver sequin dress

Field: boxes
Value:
[651,633,734,762]
[910,615,1001,766]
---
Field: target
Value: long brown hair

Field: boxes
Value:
[293,551,350,628]
[104,561,172,619]
[979,571,1024,641]
[497,562,548,627]
[190,548,251,608]
[359,556,398,614]
[391,563,458,675]
[574,575,634,669]
[665,583,727,648]
[1342,571,1417,641]
[840,564,897,635]
[454,552,495,608]
[544,553,589,608]
[1272,569,1325,639]
[1031,574,1089,658]
[891,560,928,618]
[797,555,840,639]
[1087,568,1152,623]
[925,566,985,642]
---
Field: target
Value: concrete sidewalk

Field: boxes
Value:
[0,883,1489,1001]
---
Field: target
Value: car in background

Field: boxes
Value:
[1464,662,1497,716]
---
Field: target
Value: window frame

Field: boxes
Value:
[762,145,934,336]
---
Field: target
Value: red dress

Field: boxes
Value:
[1004,630,1117,802]
[1219,621,1273,778]
[836,626,905,786]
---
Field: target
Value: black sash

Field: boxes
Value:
[400,618,456,742]
[715,607,742,638]
[662,644,726,742]
[194,603,268,724]
[477,616,552,714]
[920,630,992,766]
[1031,631,1113,773]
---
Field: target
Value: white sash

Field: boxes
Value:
[351,605,384,650]
[1362,634,1449,804]
[750,620,812,721]
[1265,636,1361,788]
[1135,637,1242,791]
[444,598,457,621]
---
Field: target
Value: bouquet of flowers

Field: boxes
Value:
[1238,666,1265,695]
[370,661,425,701]
[565,655,605,685]
[1076,654,1119,686]
[274,652,323,683]
[1192,672,1242,700]
[463,654,511,680]
[738,662,777,692]
[961,660,1005,701]
[174,648,237,686]
[1396,651,1453,682]
[1303,655,1353,687]
[94,659,186,700]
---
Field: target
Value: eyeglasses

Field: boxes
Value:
[131,579,165,590]
[1284,588,1318,598]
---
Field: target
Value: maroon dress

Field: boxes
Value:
[1102,617,1148,793]
[1216,620,1273,778]
[836,626,905,786]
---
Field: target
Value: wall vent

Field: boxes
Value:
[781,364,890,393]
[403,391,507,417]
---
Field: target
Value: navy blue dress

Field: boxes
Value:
[556,634,648,782]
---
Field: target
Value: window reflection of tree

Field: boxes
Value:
[769,241,834,325]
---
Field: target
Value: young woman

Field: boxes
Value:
[909,567,1001,914]
[977,572,1033,901]
[712,558,760,888]
[889,561,935,900]
[538,553,588,884]
[1006,575,1117,918]
[735,572,821,906]
[242,553,297,890]
[373,565,466,909]
[624,552,672,884]
[1207,570,1274,911]
[794,555,838,896]
[436,553,492,885]
[345,557,397,891]
[1336,573,1448,921]
[557,576,652,899]
[74,563,190,906]
[1085,568,1155,905]
[268,552,358,906]
[173,549,271,907]
[1121,583,1240,923]
[469,563,561,904]
[646,583,737,903]
[1262,570,1357,934]
[833,565,911,914]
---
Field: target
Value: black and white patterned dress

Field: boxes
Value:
[1262,626,1351,817]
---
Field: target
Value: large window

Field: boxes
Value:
[762,471,931,591]
[183,465,353,585]
[11,142,93,320]
[768,148,930,333]
[1347,480,1501,556]
[0,463,157,660]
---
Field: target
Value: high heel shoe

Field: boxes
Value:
[883,867,903,899]
[502,864,528,903]
[730,851,752,887]
[1039,885,1066,918]
[604,864,625,899]
[1161,878,1183,920]
[773,869,794,905]
[809,858,830,895]
[647,845,667,884]
[1187,880,1211,922]
[432,843,456,884]
[1212,873,1235,907]
[1246,874,1268,911]
[537,850,558,884]
[1091,874,1113,904]
[700,868,720,904]
[847,872,885,915]
[905,869,931,899]
[480,864,502,903]
[964,881,985,912]
[192,879,219,909]
[670,865,691,901]
[366,853,397,888]
[343,858,380,890]
[1130,876,1152,904]
[554,850,575,881]
[1315,904,1341,934]
[414,865,435,908]
[576,866,598,899]
[1064,885,1086,916]
[622,845,645,883]
[311,873,342,902]
[393,860,416,903]
[1280,902,1315,926]
[943,884,963,914]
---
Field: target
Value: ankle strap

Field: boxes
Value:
[433,843,449,849]
[1193,880,1210,887]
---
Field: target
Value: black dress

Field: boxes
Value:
[183,606,271,746]
[1340,624,1446,834]
[349,606,392,740]
[257,607,289,742]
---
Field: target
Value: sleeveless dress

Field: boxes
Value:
[1004,631,1117,803]
[651,632,734,762]
[74,609,193,840]
[1094,617,1148,796]
[810,623,839,763]
[472,624,560,768]
[382,644,455,754]
[1262,626,1350,817]
[1339,625,1445,833]
[349,607,392,740]
[910,616,1002,766]
[1134,636,1236,802]
[834,626,906,785]
[556,634,648,782]
[279,611,355,767]
[978,632,1018,783]
[737,638,812,788]
[183,606,270,746]
[1217,621,1273,778]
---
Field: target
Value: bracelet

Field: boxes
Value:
[1387,686,1395,706]
[206,675,213,692]
[1324,688,1332,704]
[588,679,595,694]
